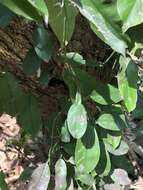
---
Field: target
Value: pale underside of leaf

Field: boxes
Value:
[67,103,87,139]
[28,162,50,190]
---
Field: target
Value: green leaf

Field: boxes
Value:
[28,162,50,190]
[0,0,41,20]
[61,120,70,143]
[0,72,24,115]
[97,114,121,131]
[23,48,42,76]
[112,155,134,173]
[90,84,122,105]
[100,109,129,130]
[102,150,111,177]
[67,98,87,139]
[0,3,15,27]
[103,133,121,150]
[63,68,77,100]
[117,56,138,112]
[71,68,122,104]
[75,126,100,173]
[33,26,52,62]
[75,167,94,186]
[105,140,129,156]
[132,91,143,119]
[18,94,42,136]
[75,92,82,105]
[117,0,143,32]
[38,69,50,86]
[0,172,9,190]
[27,0,48,16]
[55,158,67,190]
[45,0,77,47]
[63,143,76,156]
[60,52,86,65]
[95,142,111,177]
[97,1,121,23]
[20,167,35,181]
[73,0,127,55]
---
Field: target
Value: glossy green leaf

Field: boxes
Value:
[103,133,121,150]
[27,0,48,16]
[73,0,127,55]
[67,97,87,139]
[60,52,86,65]
[117,0,143,32]
[97,114,120,131]
[94,141,106,175]
[75,92,82,105]
[75,167,94,186]
[33,26,52,62]
[23,48,42,76]
[75,126,100,173]
[117,56,138,112]
[90,84,121,105]
[0,0,41,20]
[105,140,129,156]
[98,108,129,130]
[55,158,67,190]
[95,141,111,177]
[61,120,70,143]
[73,68,122,104]
[0,172,9,190]
[18,94,42,136]
[102,150,111,177]
[28,162,50,190]
[97,1,121,23]
[0,3,15,27]
[46,0,77,47]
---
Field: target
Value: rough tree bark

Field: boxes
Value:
[0,18,34,64]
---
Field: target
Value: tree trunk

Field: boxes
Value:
[0,17,35,64]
